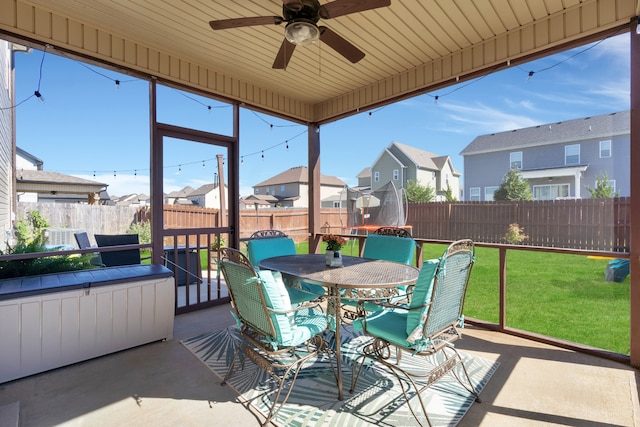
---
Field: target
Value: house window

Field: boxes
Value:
[333,201,341,208]
[265,187,270,195]
[393,169,399,180]
[280,185,285,194]
[533,184,570,200]
[255,188,260,194]
[484,186,499,201]
[374,171,380,182]
[445,173,449,186]
[597,179,616,193]
[565,144,580,165]
[510,152,522,169]
[469,187,480,201]
[600,140,611,158]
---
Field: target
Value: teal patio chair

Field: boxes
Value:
[247,230,326,304]
[219,248,333,426]
[350,239,479,427]
[342,227,417,317]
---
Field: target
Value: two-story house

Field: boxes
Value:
[460,111,630,201]
[253,166,346,208]
[187,183,228,209]
[371,142,461,200]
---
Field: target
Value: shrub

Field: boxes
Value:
[126,221,151,244]
[504,223,528,244]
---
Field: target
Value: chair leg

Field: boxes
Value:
[221,342,244,386]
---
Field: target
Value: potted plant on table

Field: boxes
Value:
[322,234,347,267]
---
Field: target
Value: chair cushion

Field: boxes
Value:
[358,310,412,348]
[362,234,416,288]
[406,258,440,337]
[247,237,296,266]
[257,270,294,344]
[287,309,328,346]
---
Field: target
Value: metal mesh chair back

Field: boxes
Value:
[424,240,474,337]
[219,248,275,338]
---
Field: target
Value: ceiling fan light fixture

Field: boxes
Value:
[284,20,319,45]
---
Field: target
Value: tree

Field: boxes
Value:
[405,179,435,202]
[585,172,620,198]
[493,169,533,201]
[443,184,457,202]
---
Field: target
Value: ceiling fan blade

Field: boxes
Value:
[272,38,296,69]
[319,26,365,63]
[320,0,391,19]
[209,16,283,30]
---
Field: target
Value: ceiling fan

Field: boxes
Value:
[209,0,391,69]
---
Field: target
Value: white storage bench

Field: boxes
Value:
[0,264,175,384]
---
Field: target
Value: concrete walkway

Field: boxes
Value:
[0,304,638,426]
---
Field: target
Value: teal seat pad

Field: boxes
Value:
[363,234,416,266]
[257,270,327,348]
[248,237,325,303]
[247,237,297,265]
[356,310,413,348]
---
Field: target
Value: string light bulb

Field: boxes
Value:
[115,80,120,89]
[34,91,45,102]
[177,165,182,174]
[285,141,289,150]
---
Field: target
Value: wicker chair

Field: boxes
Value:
[219,248,334,426]
[350,239,479,427]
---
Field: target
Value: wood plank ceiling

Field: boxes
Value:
[0,0,638,124]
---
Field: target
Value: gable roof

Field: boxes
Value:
[460,110,630,156]
[356,167,371,179]
[375,142,460,175]
[166,186,195,198]
[188,183,227,197]
[17,170,107,193]
[390,142,441,170]
[254,166,346,188]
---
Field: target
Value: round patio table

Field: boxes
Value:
[259,253,419,400]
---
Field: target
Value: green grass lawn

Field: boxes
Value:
[421,244,630,355]
[198,239,629,355]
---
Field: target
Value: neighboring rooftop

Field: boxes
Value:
[460,110,630,156]
[254,166,346,188]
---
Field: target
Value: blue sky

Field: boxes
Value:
[13,32,630,198]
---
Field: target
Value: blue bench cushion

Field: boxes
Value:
[0,264,173,301]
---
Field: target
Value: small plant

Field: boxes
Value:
[322,234,347,251]
[0,240,94,278]
[126,221,151,244]
[211,235,225,251]
[15,211,50,246]
[504,223,528,245]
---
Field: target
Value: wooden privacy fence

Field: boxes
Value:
[406,198,630,252]
[20,198,630,252]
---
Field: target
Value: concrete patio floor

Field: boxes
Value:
[1,304,638,427]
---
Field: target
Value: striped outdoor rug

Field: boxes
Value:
[182,326,498,426]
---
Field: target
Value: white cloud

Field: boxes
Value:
[439,102,540,133]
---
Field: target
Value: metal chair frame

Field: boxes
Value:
[219,247,334,426]
[350,239,479,427]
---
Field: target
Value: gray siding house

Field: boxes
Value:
[371,142,461,201]
[460,111,630,201]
